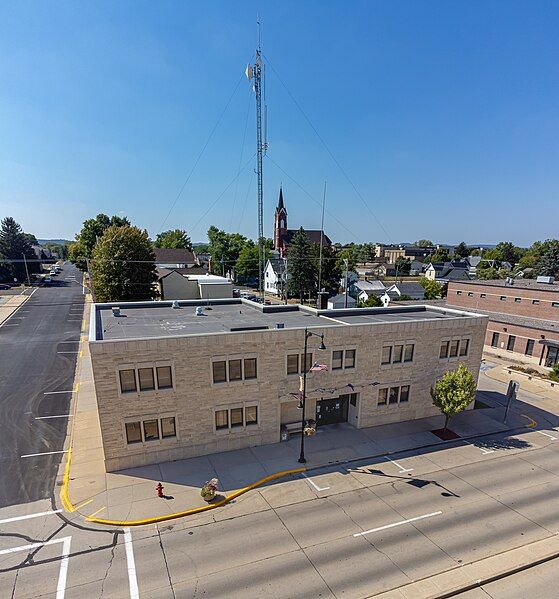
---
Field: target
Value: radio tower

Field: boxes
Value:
[246,22,267,296]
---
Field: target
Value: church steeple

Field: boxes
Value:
[274,186,288,255]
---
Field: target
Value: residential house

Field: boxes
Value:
[264,258,287,297]
[350,280,387,302]
[153,248,198,269]
[327,294,357,309]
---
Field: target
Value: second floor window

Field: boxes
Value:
[383,343,415,365]
[332,349,355,370]
[213,357,258,383]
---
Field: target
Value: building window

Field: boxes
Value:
[215,410,229,430]
[507,335,516,351]
[119,369,137,393]
[514,298,521,303]
[491,332,499,348]
[404,344,414,363]
[468,292,474,297]
[389,387,399,404]
[378,388,388,406]
[480,293,486,298]
[553,302,559,308]
[532,299,540,305]
[138,367,155,391]
[301,352,313,372]
[449,340,460,358]
[381,346,392,365]
[459,339,470,357]
[400,385,410,403]
[244,358,257,379]
[440,341,450,359]
[345,349,356,369]
[332,350,343,370]
[393,345,404,363]
[213,361,227,383]
[349,393,357,407]
[245,405,258,425]
[143,419,160,441]
[229,359,242,381]
[230,407,244,428]
[287,354,299,375]
[156,366,173,389]
[500,296,507,301]
[456,291,462,296]
[161,417,176,438]
[125,422,142,444]
[525,339,535,356]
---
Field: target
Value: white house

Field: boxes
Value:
[350,280,387,302]
[264,258,287,296]
[327,294,357,309]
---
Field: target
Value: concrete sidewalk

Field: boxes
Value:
[63,317,527,525]
[0,292,30,326]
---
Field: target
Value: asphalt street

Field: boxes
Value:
[0,264,84,507]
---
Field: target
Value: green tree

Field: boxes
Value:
[423,248,450,264]
[235,242,272,281]
[430,364,477,432]
[415,239,434,248]
[536,245,559,277]
[90,226,157,302]
[418,277,443,299]
[358,295,383,307]
[454,242,469,258]
[476,266,505,280]
[315,244,342,294]
[207,226,249,275]
[70,213,130,270]
[395,256,411,275]
[154,229,192,250]
[287,228,316,302]
[0,217,38,282]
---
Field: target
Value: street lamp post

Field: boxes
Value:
[298,328,326,464]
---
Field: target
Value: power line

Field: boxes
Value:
[263,53,393,243]
[230,89,253,230]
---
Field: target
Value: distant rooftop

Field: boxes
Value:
[449,279,559,292]
[91,299,484,342]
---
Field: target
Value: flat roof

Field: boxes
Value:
[449,279,559,293]
[92,299,483,342]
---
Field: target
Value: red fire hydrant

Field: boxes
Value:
[156,482,164,498]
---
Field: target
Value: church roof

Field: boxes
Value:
[276,187,286,212]
[281,229,332,247]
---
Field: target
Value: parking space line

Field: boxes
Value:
[75,499,93,510]
[44,391,76,395]
[36,415,73,419]
[57,351,79,354]
[0,535,71,599]
[354,511,443,537]
[462,439,494,455]
[536,430,558,441]
[21,450,68,458]
[385,456,414,473]
[124,528,140,599]
[88,506,105,518]
[0,509,62,524]
[302,472,330,491]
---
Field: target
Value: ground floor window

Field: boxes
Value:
[525,339,535,356]
[377,385,410,407]
[214,405,259,431]
[125,416,177,445]
[507,335,516,351]
[545,346,559,368]
[491,332,499,348]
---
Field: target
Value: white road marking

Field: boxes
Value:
[0,535,71,599]
[36,415,73,419]
[385,456,414,473]
[462,440,494,455]
[44,390,76,395]
[302,472,330,491]
[124,527,140,599]
[57,351,79,354]
[0,509,62,524]
[354,511,443,537]
[536,430,558,441]
[21,450,68,458]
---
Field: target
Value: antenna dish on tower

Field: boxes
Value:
[245,64,253,80]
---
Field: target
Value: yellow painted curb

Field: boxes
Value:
[60,448,76,513]
[522,414,537,428]
[86,467,306,527]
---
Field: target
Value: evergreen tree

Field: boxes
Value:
[90,226,157,302]
[536,246,559,277]
[287,228,316,302]
[0,217,37,282]
[454,241,469,258]
[315,244,342,294]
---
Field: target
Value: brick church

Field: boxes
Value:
[273,187,332,258]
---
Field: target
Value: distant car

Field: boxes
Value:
[44,277,52,285]
[0,283,11,290]
[49,270,57,276]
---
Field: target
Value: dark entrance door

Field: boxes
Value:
[316,396,349,426]
[545,346,559,368]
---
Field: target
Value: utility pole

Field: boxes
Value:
[86,257,95,302]
[246,21,267,299]
[344,258,349,308]
[22,253,31,287]
[317,181,326,294]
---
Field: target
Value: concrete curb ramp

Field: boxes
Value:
[370,534,559,598]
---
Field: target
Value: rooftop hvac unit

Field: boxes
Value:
[536,276,555,284]
[195,306,204,316]
[111,306,120,317]
[172,300,180,309]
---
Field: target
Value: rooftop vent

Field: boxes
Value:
[536,276,555,285]
[276,323,285,329]
[195,306,205,316]
[111,306,121,317]
[172,300,180,309]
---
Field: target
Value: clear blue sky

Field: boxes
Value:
[1,1,557,247]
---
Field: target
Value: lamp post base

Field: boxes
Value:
[298,456,307,464]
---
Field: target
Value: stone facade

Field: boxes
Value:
[89,305,487,472]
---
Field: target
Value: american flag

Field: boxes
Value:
[310,362,328,372]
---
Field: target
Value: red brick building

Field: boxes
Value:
[446,279,559,368]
